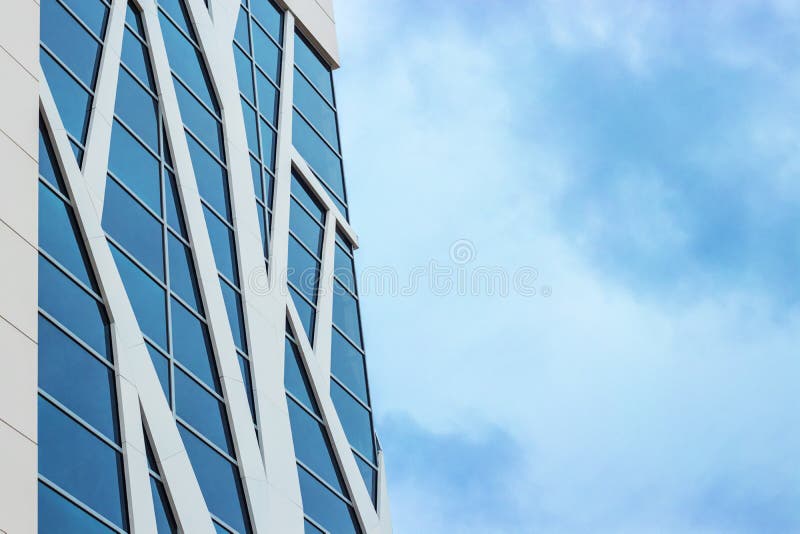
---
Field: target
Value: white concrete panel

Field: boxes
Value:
[0,129,37,249]
[0,317,37,443]
[0,46,38,160]
[0,0,39,79]
[0,220,37,341]
[0,420,36,534]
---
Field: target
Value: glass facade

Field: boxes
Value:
[36,0,386,531]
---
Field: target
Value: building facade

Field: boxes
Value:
[0,0,391,532]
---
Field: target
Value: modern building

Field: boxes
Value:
[0,0,391,532]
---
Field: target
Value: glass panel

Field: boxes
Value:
[189,137,230,221]
[288,236,319,305]
[292,110,345,202]
[159,0,193,36]
[221,278,247,353]
[178,425,252,534]
[165,171,188,238]
[103,177,164,280]
[203,206,239,285]
[334,244,356,293]
[294,33,334,103]
[147,342,171,403]
[115,68,158,150]
[168,233,203,313]
[175,367,233,454]
[289,200,323,256]
[287,398,344,493]
[40,51,92,145]
[122,28,156,90]
[171,297,220,392]
[331,329,368,404]
[294,68,339,150]
[259,117,276,170]
[234,46,254,102]
[284,338,319,415]
[255,69,278,126]
[39,397,128,530]
[257,205,267,257]
[39,255,110,360]
[354,454,377,505]
[176,78,224,158]
[252,24,280,83]
[39,482,116,534]
[297,466,359,534]
[238,355,256,423]
[331,380,375,462]
[111,244,169,349]
[61,0,109,38]
[250,156,262,199]
[332,281,362,346]
[234,10,250,53]
[241,98,259,155]
[304,520,325,534]
[39,315,119,442]
[109,121,161,213]
[125,2,146,36]
[251,0,282,42]
[290,175,325,222]
[41,0,102,86]
[39,183,97,290]
[151,477,178,534]
[38,122,67,193]
[289,287,315,342]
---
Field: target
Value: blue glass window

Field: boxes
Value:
[259,118,276,170]
[39,397,129,530]
[251,0,282,42]
[39,315,119,442]
[252,25,280,83]
[287,398,344,493]
[115,68,158,151]
[39,482,116,534]
[121,29,155,90]
[108,121,161,213]
[203,206,239,284]
[331,381,375,463]
[290,199,324,256]
[354,455,377,505]
[221,278,247,353]
[41,0,102,86]
[292,110,345,202]
[331,329,368,404]
[284,338,319,414]
[234,11,250,52]
[294,69,339,150]
[165,171,188,238]
[40,51,92,145]
[241,98,259,155]
[234,47,254,102]
[151,478,177,534]
[104,177,164,280]
[175,368,233,454]
[238,355,256,423]
[39,255,110,360]
[294,33,334,103]
[290,176,325,222]
[288,237,319,304]
[38,122,67,193]
[111,244,168,349]
[125,2,145,36]
[147,342,171,402]
[178,426,251,534]
[297,466,359,534]
[334,244,356,293]
[189,138,230,221]
[168,233,203,313]
[290,287,315,341]
[60,0,109,38]
[256,70,278,126]
[175,78,223,158]
[332,282,362,346]
[171,298,220,392]
[304,520,325,534]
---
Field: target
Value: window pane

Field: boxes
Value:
[165,170,188,238]
[292,110,345,201]
[147,342,171,403]
[289,287,315,342]
[111,244,168,349]
[331,381,375,462]
[41,0,102,86]
[203,206,239,284]
[250,156,263,199]
[294,33,334,103]
[304,519,325,534]
[171,297,220,392]
[121,28,155,90]
[125,2,145,36]
[290,175,325,222]
[39,315,119,442]
[334,244,356,293]
[178,425,251,534]
[287,398,344,493]
[175,368,233,455]
[115,68,158,151]
[168,233,203,313]
[294,68,339,150]
[354,454,377,505]
[39,397,129,530]
[241,98,259,155]
[39,183,97,289]
[297,466,359,534]
[176,78,224,158]
[103,177,164,280]
[40,50,92,145]
[38,122,68,193]
[259,117,276,170]
[238,354,256,423]
[289,199,323,256]
[39,255,110,360]
[251,0,282,42]
[332,282,362,346]
[39,482,116,534]
[255,69,278,126]
[252,25,280,83]
[331,329,368,404]
[189,138,230,221]
[234,11,250,53]
[234,47,254,103]
[60,0,109,38]
[288,236,319,305]
[221,278,247,353]
[109,121,161,213]
[151,477,178,534]
[284,338,319,415]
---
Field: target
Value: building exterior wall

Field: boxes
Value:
[3,0,390,532]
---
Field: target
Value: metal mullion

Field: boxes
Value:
[332,274,358,300]
[296,461,355,506]
[38,391,123,453]
[292,106,342,159]
[124,21,149,47]
[329,375,372,413]
[169,289,207,322]
[253,60,282,93]
[106,235,168,289]
[37,310,114,371]
[287,280,319,310]
[38,251,105,303]
[40,45,96,96]
[330,323,364,353]
[38,477,126,534]
[166,225,192,248]
[290,160,349,212]
[211,514,239,534]
[176,419,239,465]
[258,108,279,134]
[293,65,335,111]
[218,270,241,292]
[250,13,283,51]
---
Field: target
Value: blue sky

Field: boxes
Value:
[332,1,800,532]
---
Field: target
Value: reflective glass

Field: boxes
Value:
[39,183,97,289]
[38,123,67,193]
[238,355,256,423]
[121,28,156,90]
[297,466,359,534]
[234,47,254,102]
[171,298,220,392]
[259,117,276,170]
[294,33,334,103]
[290,287,315,341]
[109,121,161,213]
[159,0,193,36]
[252,25,280,83]
[241,98,259,155]
[304,520,325,534]
[39,315,119,442]
[354,454,377,505]
[175,368,233,454]
[332,282,362,346]
[151,478,177,534]
[39,255,110,360]
[250,156,262,198]
[104,177,164,279]
[221,278,247,353]
[292,110,345,202]
[165,171,188,237]
[41,0,102,86]
[251,0,282,42]
[203,206,239,284]
[39,482,115,534]
[40,51,92,145]
[331,329,368,404]
[284,338,319,415]
[257,206,267,256]
[178,425,251,534]
[288,236,319,304]
[111,244,168,349]
[234,11,250,52]
[39,397,128,530]
[294,69,339,150]
[255,67,278,126]
[61,0,109,37]
[287,398,344,493]
[147,342,171,402]
[115,68,158,150]
[290,176,325,222]
[189,138,230,220]
[168,233,203,313]
[331,381,374,462]
[334,244,356,293]
[290,199,323,256]
[176,79,223,158]
[125,2,146,36]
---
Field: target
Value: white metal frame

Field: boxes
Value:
[37,0,392,532]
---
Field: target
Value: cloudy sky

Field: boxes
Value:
[331,1,800,532]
